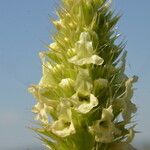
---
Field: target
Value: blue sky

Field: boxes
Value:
[0,0,150,149]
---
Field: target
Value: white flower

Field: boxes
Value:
[32,102,49,124]
[51,119,75,137]
[71,92,98,114]
[89,106,120,143]
[51,100,75,137]
[68,32,104,66]
[70,68,98,114]
[77,93,98,114]
[28,85,58,107]
[75,69,93,93]
[28,85,58,123]
[28,85,39,100]
[115,76,138,123]
[122,77,137,122]
[39,61,53,86]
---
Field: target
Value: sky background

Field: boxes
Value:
[0,0,150,149]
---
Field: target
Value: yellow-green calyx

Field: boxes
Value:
[29,0,138,149]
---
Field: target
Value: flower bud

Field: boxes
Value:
[53,20,64,30]
[49,42,59,51]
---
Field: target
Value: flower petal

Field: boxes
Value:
[69,55,104,66]
[89,106,120,143]
[75,69,92,93]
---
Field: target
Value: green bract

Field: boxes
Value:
[29,0,138,149]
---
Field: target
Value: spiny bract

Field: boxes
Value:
[29,0,138,149]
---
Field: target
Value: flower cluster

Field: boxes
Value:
[29,0,138,149]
